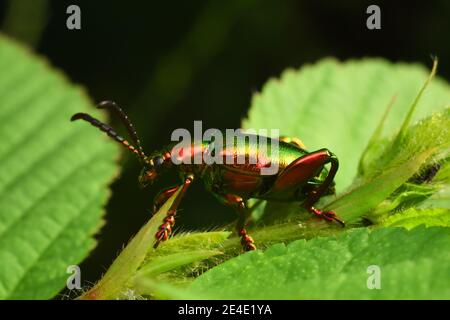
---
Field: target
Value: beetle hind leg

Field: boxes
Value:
[267,149,345,227]
[302,151,345,227]
[308,206,345,226]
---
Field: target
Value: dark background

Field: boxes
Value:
[1,0,449,288]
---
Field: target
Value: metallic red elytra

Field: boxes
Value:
[71,101,344,251]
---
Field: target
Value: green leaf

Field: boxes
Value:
[419,185,450,209]
[0,35,119,299]
[417,162,450,209]
[187,226,450,299]
[380,208,450,229]
[78,187,183,300]
[360,107,450,182]
[368,183,436,221]
[148,231,231,257]
[78,191,231,299]
[324,148,434,222]
[359,107,450,221]
[135,249,223,280]
[132,231,230,291]
[243,58,450,191]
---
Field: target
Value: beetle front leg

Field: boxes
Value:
[152,185,179,213]
[213,193,256,251]
[154,175,194,248]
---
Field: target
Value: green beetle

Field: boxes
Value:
[72,101,344,251]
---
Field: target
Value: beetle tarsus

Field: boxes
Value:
[309,207,345,227]
[239,228,256,251]
[153,213,176,248]
[331,214,346,227]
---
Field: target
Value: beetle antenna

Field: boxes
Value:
[71,112,147,163]
[97,101,144,156]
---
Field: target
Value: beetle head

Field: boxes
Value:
[138,154,166,188]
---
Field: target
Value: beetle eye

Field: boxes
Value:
[153,156,164,167]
